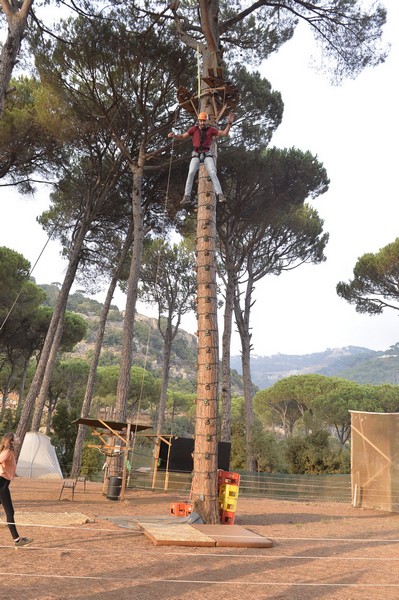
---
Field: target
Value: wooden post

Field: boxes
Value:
[164,438,172,492]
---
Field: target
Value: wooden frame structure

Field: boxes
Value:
[73,418,149,500]
[350,410,399,512]
[73,418,175,498]
[177,69,239,122]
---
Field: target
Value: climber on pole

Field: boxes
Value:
[168,111,235,206]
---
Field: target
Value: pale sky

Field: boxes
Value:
[1,0,398,357]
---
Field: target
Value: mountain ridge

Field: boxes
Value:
[230,344,399,388]
[41,285,399,391]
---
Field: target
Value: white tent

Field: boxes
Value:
[17,432,63,479]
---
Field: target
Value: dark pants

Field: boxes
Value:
[0,476,19,540]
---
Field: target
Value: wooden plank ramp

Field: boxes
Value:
[138,519,273,548]
[193,524,273,548]
[138,520,215,547]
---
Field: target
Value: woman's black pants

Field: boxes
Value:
[0,476,19,540]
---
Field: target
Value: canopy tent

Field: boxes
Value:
[17,432,63,479]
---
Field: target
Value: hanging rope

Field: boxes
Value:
[129,108,179,461]
[197,45,202,114]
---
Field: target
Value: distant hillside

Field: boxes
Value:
[40,285,248,396]
[231,344,399,389]
[40,285,399,392]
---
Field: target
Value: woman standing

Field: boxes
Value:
[0,432,32,547]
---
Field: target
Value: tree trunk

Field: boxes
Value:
[0,0,33,116]
[157,321,173,436]
[170,0,224,522]
[45,403,52,436]
[115,156,145,422]
[15,220,89,455]
[190,0,224,523]
[240,329,256,471]
[152,320,173,461]
[45,396,57,436]
[31,318,64,432]
[1,387,8,420]
[234,278,256,471]
[220,271,235,442]
[71,223,134,477]
[0,365,14,419]
[17,357,29,413]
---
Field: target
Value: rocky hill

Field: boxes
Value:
[41,286,246,397]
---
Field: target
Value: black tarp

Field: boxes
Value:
[158,437,230,472]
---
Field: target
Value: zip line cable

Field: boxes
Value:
[0,226,57,333]
[1,100,125,337]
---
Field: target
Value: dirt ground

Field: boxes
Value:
[2,478,399,600]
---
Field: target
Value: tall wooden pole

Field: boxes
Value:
[170,0,228,523]
[191,134,220,523]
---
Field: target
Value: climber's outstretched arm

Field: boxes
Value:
[217,112,235,137]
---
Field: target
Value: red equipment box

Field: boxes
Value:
[218,470,240,486]
[219,509,235,525]
[170,502,192,517]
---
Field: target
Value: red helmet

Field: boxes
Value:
[198,112,208,121]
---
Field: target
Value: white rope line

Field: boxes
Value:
[247,554,399,561]
[0,572,399,587]
[274,536,399,543]
[1,544,399,562]
[6,520,399,544]
[5,518,399,545]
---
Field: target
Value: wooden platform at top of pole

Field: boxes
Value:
[177,71,239,121]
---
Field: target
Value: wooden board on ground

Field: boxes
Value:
[137,519,273,548]
[138,520,215,547]
[193,524,273,548]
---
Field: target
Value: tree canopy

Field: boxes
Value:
[337,238,399,315]
[254,373,385,445]
[167,0,387,81]
[0,0,392,485]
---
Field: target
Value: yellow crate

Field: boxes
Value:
[219,497,238,512]
[218,483,239,501]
